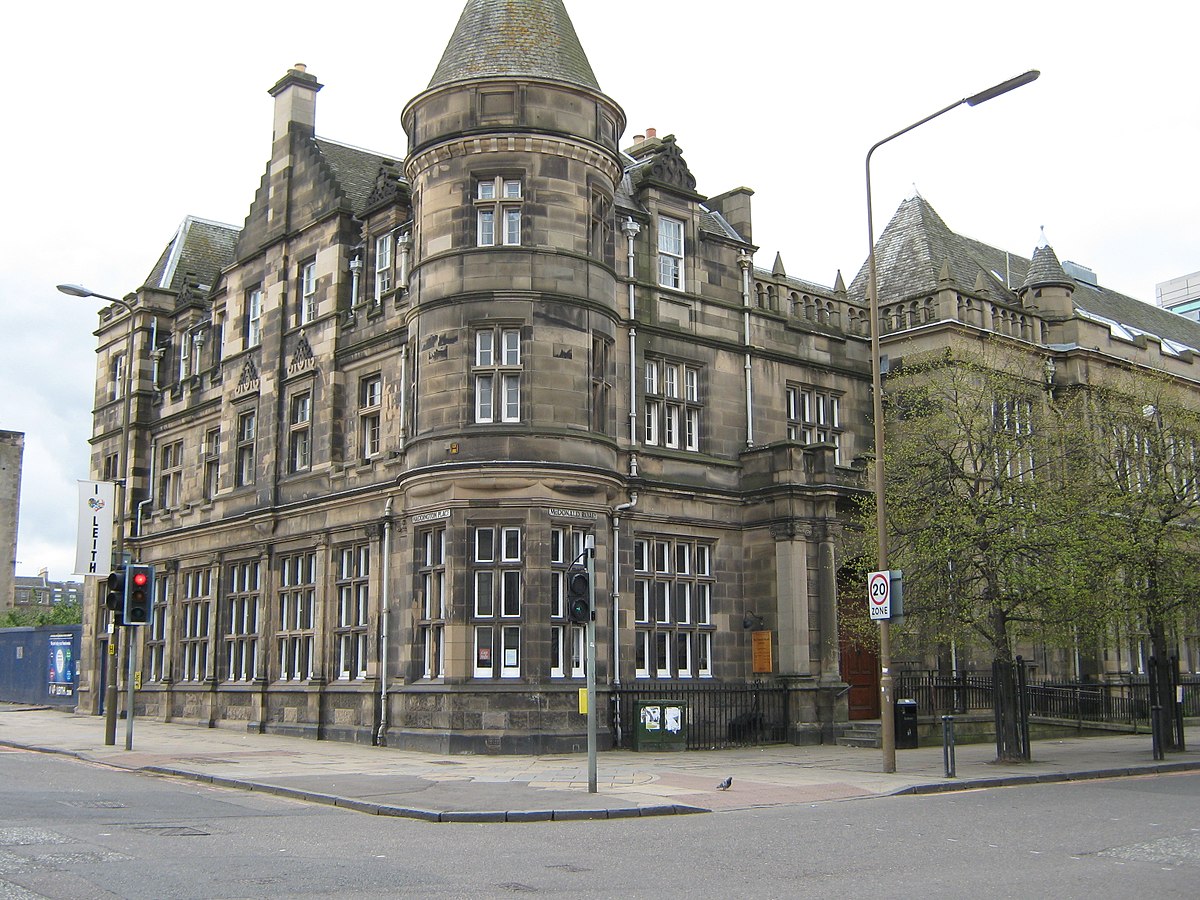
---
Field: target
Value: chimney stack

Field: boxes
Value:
[268,63,323,143]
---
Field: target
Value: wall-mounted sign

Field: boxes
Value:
[548,508,597,520]
[411,509,451,524]
[752,630,773,674]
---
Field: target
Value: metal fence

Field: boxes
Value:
[896,670,1200,728]
[610,681,789,750]
[894,672,994,716]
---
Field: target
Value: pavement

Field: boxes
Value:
[2,704,1199,823]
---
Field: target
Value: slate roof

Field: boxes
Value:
[700,207,744,242]
[1021,243,1073,290]
[142,216,240,294]
[313,138,406,216]
[428,0,600,91]
[849,195,1200,353]
[752,267,837,298]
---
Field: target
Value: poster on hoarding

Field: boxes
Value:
[48,634,75,697]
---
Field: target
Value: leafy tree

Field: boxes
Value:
[1081,373,1200,750]
[866,347,1108,761]
[0,602,83,628]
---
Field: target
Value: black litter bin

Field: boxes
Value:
[895,699,919,749]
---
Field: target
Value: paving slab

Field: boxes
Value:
[2,704,1198,822]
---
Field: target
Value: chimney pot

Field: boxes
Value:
[633,134,645,143]
[293,63,307,72]
[645,127,657,139]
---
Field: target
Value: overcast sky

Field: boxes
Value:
[2,1,1197,580]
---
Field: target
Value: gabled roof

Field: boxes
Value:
[428,0,600,91]
[233,134,406,262]
[850,195,1200,352]
[143,216,240,294]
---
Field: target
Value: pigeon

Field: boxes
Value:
[716,776,733,791]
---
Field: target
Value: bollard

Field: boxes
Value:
[942,715,957,778]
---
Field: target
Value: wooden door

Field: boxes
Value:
[840,639,881,720]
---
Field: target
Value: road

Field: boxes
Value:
[1,745,1197,898]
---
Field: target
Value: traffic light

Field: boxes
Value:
[104,567,126,614]
[123,563,155,626]
[566,565,590,624]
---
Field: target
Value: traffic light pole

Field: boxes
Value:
[585,537,598,794]
[125,631,137,750]
[59,285,136,748]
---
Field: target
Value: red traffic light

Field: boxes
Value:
[132,571,149,587]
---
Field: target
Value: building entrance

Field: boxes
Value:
[839,639,880,720]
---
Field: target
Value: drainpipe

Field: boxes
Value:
[135,439,157,538]
[622,218,641,442]
[611,490,638,687]
[148,318,161,389]
[611,490,638,749]
[397,232,412,291]
[739,252,755,447]
[376,496,394,746]
[398,345,408,447]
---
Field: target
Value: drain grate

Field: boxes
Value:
[59,799,128,809]
[128,824,212,837]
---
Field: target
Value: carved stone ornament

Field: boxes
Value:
[234,359,260,396]
[645,136,697,192]
[366,160,403,208]
[771,519,814,541]
[288,333,315,375]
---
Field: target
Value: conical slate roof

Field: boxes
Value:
[429,0,599,91]
[1020,243,1074,291]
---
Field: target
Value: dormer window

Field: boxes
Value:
[476,177,523,247]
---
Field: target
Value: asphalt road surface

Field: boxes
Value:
[1,745,1197,898]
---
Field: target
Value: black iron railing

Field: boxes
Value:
[896,670,1200,729]
[893,672,993,715]
[610,681,789,750]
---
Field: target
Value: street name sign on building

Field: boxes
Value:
[868,569,891,620]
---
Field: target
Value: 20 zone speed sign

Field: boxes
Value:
[867,570,891,620]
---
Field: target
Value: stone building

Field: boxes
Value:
[1,430,22,612]
[79,0,870,751]
[79,0,1200,748]
[13,572,83,609]
[849,197,1200,684]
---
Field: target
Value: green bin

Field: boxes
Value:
[632,700,687,751]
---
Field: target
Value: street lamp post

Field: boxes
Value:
[57,283,136,747]
[864,70,1039,774]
